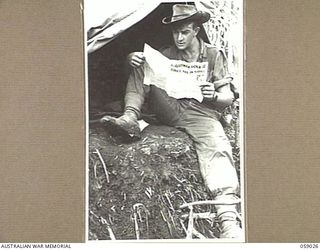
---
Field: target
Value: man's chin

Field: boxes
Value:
[175,44,186,50]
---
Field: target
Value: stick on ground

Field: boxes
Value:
[94,148,110,183]
[180,199,241,209]
[186,206,194,239]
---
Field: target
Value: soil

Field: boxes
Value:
[88,103,240,240]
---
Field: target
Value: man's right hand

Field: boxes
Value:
[127,52,145,68]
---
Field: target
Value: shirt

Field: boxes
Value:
[160,38,230,86]
[160,38,232,111]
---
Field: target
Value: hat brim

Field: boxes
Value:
[162,11,210,25]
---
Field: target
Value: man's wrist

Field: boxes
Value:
[203,92,218,103]
[212,91,218,102]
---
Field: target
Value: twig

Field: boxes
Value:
[160,210,173,237]
[179,219,188,236]
[177,194,187,204]
[172,175,186,184]
[133,203,143,240]
[133,209,140,240]
[93,161,98,179]
[164,193,174,211]
[89,210,99,219]
[108,214,114,225]
[179,167,198,172]
[192,189,202,200]
[186,206,194,239]
[90,211,116,240]
[167,208,176,230]
[133,203,148,240]
[160,210,166,222]
[181,212,217,220]
[180,199,241,209]
[192,228,206,239]
[145,209,149,239]
[145,187,152,199]
[106,224,116,240]
[189,189,195,202]
[141,137,149,143]
[94,149,110,183]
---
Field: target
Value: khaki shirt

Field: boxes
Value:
[160,38,231,89]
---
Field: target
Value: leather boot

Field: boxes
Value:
[101,110,141,140]
[218,211,242,239]
[214,193,242,239]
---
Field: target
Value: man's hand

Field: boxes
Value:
[200,82,216,100]
[127,52,145,68]
[201,81,234,109]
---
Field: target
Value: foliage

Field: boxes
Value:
[199,0,241,76]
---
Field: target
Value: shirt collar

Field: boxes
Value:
[198,38,208,62]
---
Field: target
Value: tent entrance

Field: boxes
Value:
[88,3,181,113]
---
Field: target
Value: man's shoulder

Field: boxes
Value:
[204,42,221,53]
[203,42,224,60]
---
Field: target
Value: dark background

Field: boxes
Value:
[88,3,187,110]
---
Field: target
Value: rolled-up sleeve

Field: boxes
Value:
[213,50,228,82]
[211,50,235,93]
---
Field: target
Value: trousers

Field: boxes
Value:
[125,67,239,198]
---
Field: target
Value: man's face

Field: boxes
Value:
[172,22,200,50]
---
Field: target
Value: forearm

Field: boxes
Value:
[212,91,234,110]
[202,84,234,110]
[207,50,234,110]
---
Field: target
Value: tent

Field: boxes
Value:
[86,0,211,53]
[85,0,241,110]
[86,0,161,53]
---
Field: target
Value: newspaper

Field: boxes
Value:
[143,43,208,102]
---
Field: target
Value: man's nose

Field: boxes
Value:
[177,33,183,41]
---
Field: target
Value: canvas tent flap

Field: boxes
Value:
[86,0,160,54]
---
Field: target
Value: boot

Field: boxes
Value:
[101,109,141,140]
[214,193,242,239]
[218,211,242,239]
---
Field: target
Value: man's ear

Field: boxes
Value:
[194,26,200,36]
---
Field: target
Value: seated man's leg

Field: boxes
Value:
[124,66,150,118]
[101,67,149,138]
[176,109,241,238]
[149,85,182,126]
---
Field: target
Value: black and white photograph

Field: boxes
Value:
[86,0,244,241]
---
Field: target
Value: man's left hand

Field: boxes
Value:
[200,82,216,100]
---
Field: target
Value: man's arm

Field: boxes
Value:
[201,81,234,110]
[201,49,235,109]
[213,83,234,110]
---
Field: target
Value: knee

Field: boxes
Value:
[149,85,165,100]
[149,86,181,125]
[203,136,233,155]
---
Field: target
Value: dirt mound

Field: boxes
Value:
[89,105,240,240]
